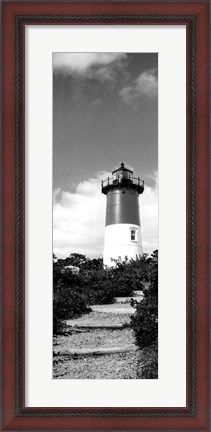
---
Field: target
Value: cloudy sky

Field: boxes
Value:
[53,53,158,258]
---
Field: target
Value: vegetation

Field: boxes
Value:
[136,343,158,379]
[53,250,158,379]
[130,250,158,378]
[53,280,91,335]
[53,248,158,375]
[53,252,151,334]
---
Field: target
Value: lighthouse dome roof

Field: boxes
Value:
[112,162,133,175]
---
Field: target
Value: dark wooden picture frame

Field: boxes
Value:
[1,1,210,430]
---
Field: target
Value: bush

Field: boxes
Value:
[54,287,90,320]
[109,256,146,296]
[53,314,64,335]
[131,250,158,350]
[82,267,116,304]
[136,343,158,379]
[53,259,114,334]
[131,300,158,349]
[53,251,158,335]
[53,286,91,334]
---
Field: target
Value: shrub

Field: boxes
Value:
[53,314,64,335]
[136,343,158,379]
[53,286,91,334]
[53,260,114,334]
[131,299,158,349]
[53,251,158,335]
[131,250,158,350]
[109,256,145,296]
[54,287,90,320]
[78,267,116,305]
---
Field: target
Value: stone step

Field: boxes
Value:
[66,311,131,328]
[91,304,135,314]
[66,322,128,330]
[54,344,137,358]
[115,295,143,304]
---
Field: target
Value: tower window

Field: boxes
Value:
[131,230,136,241]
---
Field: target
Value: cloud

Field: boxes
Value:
[140,171,158,253]
[53,171,158,259]
[53,53,126,80]
[53,172,108,259]
[95,66,120,84]
[90,98,102,111]
[119,68,158,107]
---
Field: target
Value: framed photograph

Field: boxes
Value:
[1,1,210,430]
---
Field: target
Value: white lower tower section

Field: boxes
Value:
[103,223,142,267]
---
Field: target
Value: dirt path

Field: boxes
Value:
[53,294,142,379]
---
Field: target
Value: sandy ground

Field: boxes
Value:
[53,350,141,379]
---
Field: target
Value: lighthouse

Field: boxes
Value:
[102,163,144,266]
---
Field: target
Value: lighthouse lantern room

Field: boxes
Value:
[101,163,144,267]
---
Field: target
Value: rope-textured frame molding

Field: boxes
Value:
[15,14,196,417]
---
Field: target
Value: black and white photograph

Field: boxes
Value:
[53,52,158,379]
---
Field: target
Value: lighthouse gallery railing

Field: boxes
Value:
[101,176,144,188]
